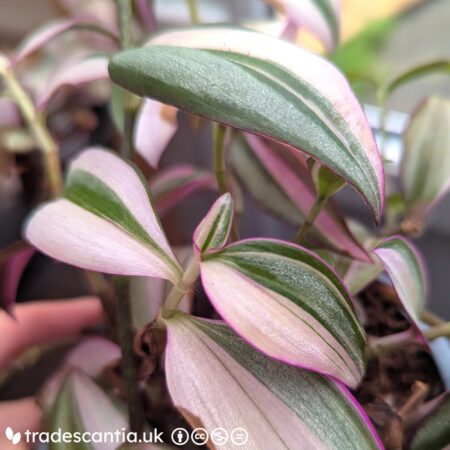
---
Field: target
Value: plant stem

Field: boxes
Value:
[423,322,450,340]
[116,0,136,159]
[212,123,229,195]
[83,270,117,334]
[368,322,450,358]
[114,2,146,434]
[162,258,200,318]
[1,59,117,339]
[117,0,133,49]
[421,310,444,326]
[115,280,145,434]
[376,86,391,159]
[295,195,328,244]
[212,123,240,240]
[0,61,62,197]
[367,329,416,358]
[187,0,200,24]
[397,380,428,419]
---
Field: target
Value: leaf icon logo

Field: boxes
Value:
[5,427,21,445]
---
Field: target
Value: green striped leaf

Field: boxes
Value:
[231,134,370,261]
[200,239,366,387]
[108,26,384,221]
[343,222,383,294]
[25,148,181,283]
[373,236,427,324]
[401,97,450,222]
[50,371,127,450]
[164,313,381,449]
[194,193,233,254]
[409,392,450,450]
[150,165,217,217]
[382,61,450,101]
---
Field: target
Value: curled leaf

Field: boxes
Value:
[15,18,83,63]
[409,392,450,450]
[50,371,127,446]
[343,222,383,294]
[25,148,181,283]
[193,193,233,254]
[134,98,178,168]
[37,55,109,110]
[401,97,450,223]
[109,26,384,221]
[200,239,366,388]
[134,99,178,167]
[150,165,217,217]
[164,313,382,449]
[14,18,117,65]
[232,135,370,261]
[41,336,120,410]
[373,236,427,324]
[382,60,450,101]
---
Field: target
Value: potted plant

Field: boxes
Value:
[0,1,449,449]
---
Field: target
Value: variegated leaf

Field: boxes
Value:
[150,165,217,217]
[401,97,450,222]
[232,134,370,261]
[37,55,109,110]
[193,193,233,254]
[344,257,383,295]
[41,336,120,410]
[373,236,427,323]
[134,98,178,168]
[409,392,450,450]
[267,0,341,52]
[25,148,181,283]
[164,313,381,449]
[200,239,366,387]
[14,18,117,65]
[343,222,383,294]
[50,371,127,449]
[15,18,82,63]
[109,26,384,221]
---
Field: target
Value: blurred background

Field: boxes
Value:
[1,0,449,318]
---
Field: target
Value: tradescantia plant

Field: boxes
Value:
[1,1,450,449]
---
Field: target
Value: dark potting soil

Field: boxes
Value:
[355,281,444,449]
